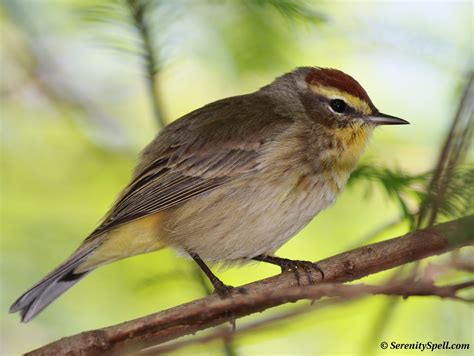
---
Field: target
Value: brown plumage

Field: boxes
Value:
[10,67,408,322]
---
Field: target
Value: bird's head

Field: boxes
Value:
[291,67,409,130]
[261,67,409,173]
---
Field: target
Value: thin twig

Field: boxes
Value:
[126,0,166,128]
[417,73,474,228]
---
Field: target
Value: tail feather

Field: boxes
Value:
[10,245,96,322]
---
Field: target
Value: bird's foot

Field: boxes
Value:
[253,255,324,285]
[211,280,237,330]
[213,280,234,299]
[253,255,324,306]
[278,258,324,285]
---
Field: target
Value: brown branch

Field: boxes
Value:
[143,279,474,354]
[27,215,474,356]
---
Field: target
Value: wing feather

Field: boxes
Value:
[87,94,293,238]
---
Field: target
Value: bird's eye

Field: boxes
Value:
[329,99,347,114]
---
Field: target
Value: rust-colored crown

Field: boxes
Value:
[304,68,373,106]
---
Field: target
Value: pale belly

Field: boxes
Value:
[160,172,340,262]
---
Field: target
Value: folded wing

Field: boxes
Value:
[88,94,294,240]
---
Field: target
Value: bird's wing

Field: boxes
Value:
[87,94,293,238]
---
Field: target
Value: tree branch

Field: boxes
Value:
[27,215,473,356]
[142,279,474,354]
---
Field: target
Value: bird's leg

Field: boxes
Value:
[253,255,324,285]
[189,252,234,298]
[189,252,237,330]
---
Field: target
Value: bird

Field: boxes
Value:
[10,67,409,322]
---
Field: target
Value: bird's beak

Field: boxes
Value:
[367,112,410,125]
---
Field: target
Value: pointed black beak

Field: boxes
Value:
[367,112,410,125]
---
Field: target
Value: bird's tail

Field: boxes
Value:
[9,244,97,323]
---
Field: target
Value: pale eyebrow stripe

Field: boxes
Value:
[309,84,372,115]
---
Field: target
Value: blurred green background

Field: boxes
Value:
[1,0,472,355]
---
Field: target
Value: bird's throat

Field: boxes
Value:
[334,125,372,165]
[321,125,372,193]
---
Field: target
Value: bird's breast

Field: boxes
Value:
[160,169,337,262]
[263,121,371,196]
[158,122,371,262]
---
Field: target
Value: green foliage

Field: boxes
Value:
[80,0,162,65]
[349,162,427,225]
[242,0,324,22]
[349,162,474,232]
[80,0,325,74]
[438,166,474,218]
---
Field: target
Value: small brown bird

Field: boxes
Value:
[10,67,408,322]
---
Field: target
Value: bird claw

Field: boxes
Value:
[213,281,236,330]
[279,259,324,285]
[214,282,234,299]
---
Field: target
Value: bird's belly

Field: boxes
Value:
[160,173,339,262]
